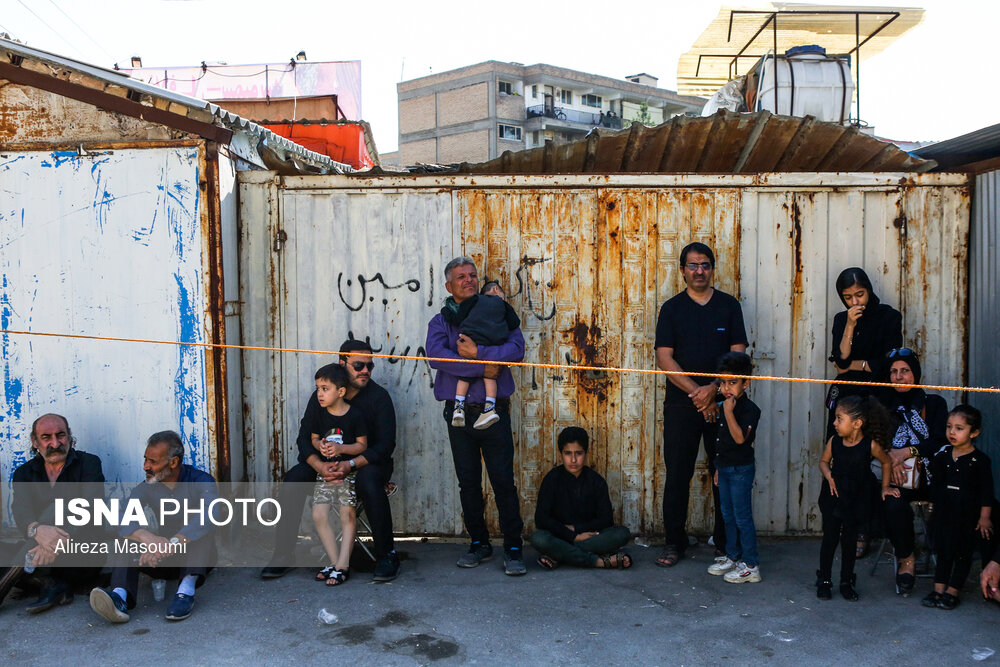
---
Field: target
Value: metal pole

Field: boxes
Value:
[773,12,778,113]
[855,13,860,123]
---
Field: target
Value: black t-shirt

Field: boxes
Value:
[714,394,761,467]
[655,288,748,404]
[308,406,368,462]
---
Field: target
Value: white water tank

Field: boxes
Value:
[755,45,854,123]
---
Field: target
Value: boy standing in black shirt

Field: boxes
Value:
[707,352,762,583]
[654,242,748,567]
[309,364,368,586]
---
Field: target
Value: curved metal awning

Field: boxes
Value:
[449,110,934,174]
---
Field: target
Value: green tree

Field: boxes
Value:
[624,101,655,128]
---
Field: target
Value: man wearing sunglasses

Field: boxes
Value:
[654,242,748,568]
[261,339,400,582]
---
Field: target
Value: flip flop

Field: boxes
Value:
[655,546,680,568]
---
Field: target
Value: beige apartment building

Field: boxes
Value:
[395,61,705,166]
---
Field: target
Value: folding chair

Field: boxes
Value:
[337,481,398,562]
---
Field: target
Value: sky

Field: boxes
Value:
[2,0,998,153]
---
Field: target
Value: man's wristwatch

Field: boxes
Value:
[27,522,39,539]
[348,459,356,470]
[169,536,182,546]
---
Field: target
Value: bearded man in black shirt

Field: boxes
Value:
[654,243,748,568]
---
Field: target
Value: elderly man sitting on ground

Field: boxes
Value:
[90,430,218,623]
[0,414,105,614]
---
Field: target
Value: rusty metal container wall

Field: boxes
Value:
[1,147,215,523]
[238,172,969,536]
[970,170,1000,489]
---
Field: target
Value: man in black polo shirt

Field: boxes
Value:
[261,339,400,582]
[654,242,748,567]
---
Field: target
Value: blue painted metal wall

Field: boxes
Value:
[0,147,212,524]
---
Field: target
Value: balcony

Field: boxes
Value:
[526,105,623,129]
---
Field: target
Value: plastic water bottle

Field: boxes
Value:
[151,578,166,602]
[317,608,339,625]
[24,551,35,574]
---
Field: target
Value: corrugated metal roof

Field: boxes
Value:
[913,122,1000,171]
[0,37,352,173]
[677,3,925,98]
[445,110,934,174]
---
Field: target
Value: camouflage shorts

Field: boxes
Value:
[312,473,357,507]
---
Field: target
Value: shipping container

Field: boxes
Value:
[238,171,970,536]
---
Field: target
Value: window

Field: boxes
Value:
[498,124,522,141]
[582,94,602,108]
[560,89,572,105]
[498,80,513,95]
[531,85,537,98]
[532,131,540,144]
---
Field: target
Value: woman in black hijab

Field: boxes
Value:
[828,267,902,556]
[877,348,948,595]
[828,267,902,429]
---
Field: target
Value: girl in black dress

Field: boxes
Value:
[922,405,994,610]
[816,395,897,601]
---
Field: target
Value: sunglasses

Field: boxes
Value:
[886,348,915,359]
[350,361,375,372]
[684,262,713,272]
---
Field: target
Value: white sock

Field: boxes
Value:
[177,574,198,597]
[455,394,466,404]
[112,587,127,601]
[485,397,496,407]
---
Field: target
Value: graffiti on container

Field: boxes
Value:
[346,331,434,389]
[506,257,556,322]
[337,272,421,312]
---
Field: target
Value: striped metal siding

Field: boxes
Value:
[970,170,1000,489]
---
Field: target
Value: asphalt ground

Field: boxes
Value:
[1,538,998,666]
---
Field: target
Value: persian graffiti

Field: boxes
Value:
[346,331,434,389]
[506,257,556,321]
[337,273,421,312]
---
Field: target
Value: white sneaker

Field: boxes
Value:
[707,557,736,575]
[451,403,466,427]
[724,562,761,583]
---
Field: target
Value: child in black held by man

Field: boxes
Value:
[447,280,520,430]
[308,364,368,586]
[530,427,632,570]
[922,405,994,610]
[816,394,897,601]
[707,352,762,583]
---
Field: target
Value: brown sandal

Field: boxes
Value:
[600,552,633,569]
[536,555,559,570]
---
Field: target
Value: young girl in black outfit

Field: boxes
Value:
[816,395,897,601]
[922,405,994,610]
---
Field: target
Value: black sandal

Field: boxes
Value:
[655,546,680,568]
[921,591,941,607]
[325,569,350,586]
[316,566,337,581]
[599,552,632,569]
[536,555,559,570]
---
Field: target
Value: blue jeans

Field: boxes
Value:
[717,463,759,567]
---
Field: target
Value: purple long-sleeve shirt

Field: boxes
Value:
[425,312,525,402]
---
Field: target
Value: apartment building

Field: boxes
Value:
[396,61,705,166]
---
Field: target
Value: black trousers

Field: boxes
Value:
[270,458,395,561]
[881,488,920,560]
[819,510,858,581]
[662,402,725,551]
[109,535,214,609]
[445,401,524,550]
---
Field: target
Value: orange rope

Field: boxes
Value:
[2,328,997,395]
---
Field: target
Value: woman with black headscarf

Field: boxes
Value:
[827,267,902,556]
[877,348,948,594]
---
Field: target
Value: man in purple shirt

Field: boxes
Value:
[425,257,527,576]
